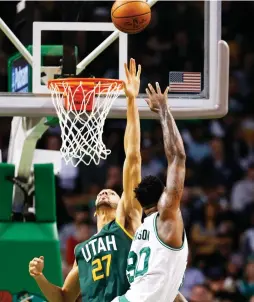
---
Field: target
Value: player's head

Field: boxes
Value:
[134,175,164,212]
[95,189,120,214]
[189,284,213,302]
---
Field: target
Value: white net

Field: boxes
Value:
[48,79,123,166]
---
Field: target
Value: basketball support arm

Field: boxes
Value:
[0,18,33,66]
[7,117,49,210]
[0,18,50,207]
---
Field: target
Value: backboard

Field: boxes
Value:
[0,0,229,119]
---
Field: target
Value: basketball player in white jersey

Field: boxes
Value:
[113,82,188,302]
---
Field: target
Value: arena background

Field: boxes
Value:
[0,1,253,302]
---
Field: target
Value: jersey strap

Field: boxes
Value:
[115,219,134,240]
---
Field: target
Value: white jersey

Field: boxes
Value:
[124,212,188,302]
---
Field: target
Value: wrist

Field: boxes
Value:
[158,103,168,111]
[158,104,167,117]
[127,95,135,101]
[33,273,44,281]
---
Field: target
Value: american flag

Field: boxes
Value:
[169,72,201,93]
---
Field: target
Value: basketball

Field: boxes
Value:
[111,0,151,34]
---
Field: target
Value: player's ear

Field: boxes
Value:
[94,211,97,217]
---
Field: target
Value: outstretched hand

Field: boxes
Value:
[145,82,169,113]
[123,58,141,99]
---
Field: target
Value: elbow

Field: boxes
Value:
[166,151,186,163]
[127,151,141,165]
[178,151,186,161]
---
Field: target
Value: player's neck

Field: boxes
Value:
[96,208,115,232]
[144,206,157,217]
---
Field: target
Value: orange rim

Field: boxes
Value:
[48,78,123,92]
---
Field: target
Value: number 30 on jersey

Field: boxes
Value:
[126,247,151,283]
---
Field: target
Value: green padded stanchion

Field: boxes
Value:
[0,222,62,296]
[0,163,15,221]
[0,163,63,298]
[34,163,56,222]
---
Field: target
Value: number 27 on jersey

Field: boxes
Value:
[92,254,112,281]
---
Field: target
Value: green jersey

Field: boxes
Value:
[75,220,132,302]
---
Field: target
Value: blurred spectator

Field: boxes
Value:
[59,205,90,256]
[224,254,243,291]
[199,137,242,189]
[228,74,243,112]
[141,146,164,177]
[239,118,254,169]
[207,267,245,302]
[184,126,211,164]
[104,166,122,196]
[180,187,196,235]
[238,256,254,300]
[190,187,221,259]
[65,221,91,266]
[180,250,205,299]
[189,284,214,302]
[231,163,254,212]
[241,211,254,258]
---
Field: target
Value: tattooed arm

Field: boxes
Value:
[146,83,186,216]
[145,83,186,247]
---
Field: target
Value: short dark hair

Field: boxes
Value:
[134,175,164,209]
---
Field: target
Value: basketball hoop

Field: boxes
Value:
[48,78,123,166]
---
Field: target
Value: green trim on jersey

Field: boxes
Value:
[119,295,130,302]
[153,212,185,251]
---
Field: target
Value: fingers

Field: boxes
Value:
[124,58,141,79]
[29,257,43,267]
[124,63,130,80]
[145,88,152,97]
[130,58,136,75]
[148,83,167,95]
[129,58,133,74]
[137,64,141,78]
[29,266,42,276]
[148,83,156,94]
[34,257,43,263]
[30,272,41,277]
[164,86,169,96]
[122,81,127,94]
[156,82,161,94]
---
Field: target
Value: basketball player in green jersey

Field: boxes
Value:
[28,58,143,302]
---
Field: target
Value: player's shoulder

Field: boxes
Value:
[142,211,158,226]
[114,219,134,240]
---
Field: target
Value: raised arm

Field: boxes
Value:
[146,83,186,218]
[116,59,142,233]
